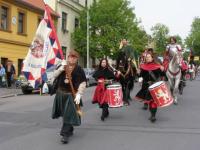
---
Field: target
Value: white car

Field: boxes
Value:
[83,68,97,87]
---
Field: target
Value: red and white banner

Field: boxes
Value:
[22,4,63,88]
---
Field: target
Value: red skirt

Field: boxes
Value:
[92,83,107,105]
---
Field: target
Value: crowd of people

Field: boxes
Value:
[1,37,198,144]
[0,61,16,88]
[49,36,200,144]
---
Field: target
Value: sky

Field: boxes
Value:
[130,0,200,40]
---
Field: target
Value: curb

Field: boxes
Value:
[0,93,23,99]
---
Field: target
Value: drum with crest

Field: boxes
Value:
[103,83,123,108]
[148,81,173,108]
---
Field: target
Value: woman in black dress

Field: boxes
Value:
[135,52,165,122]
[92,58,116,121]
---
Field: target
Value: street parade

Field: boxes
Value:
[0,0,200,150]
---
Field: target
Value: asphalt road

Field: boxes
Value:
[0,80,200,150]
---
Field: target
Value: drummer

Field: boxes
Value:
[92,58,116,121]
[135,52,165,123]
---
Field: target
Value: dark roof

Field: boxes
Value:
[15,0,59,17]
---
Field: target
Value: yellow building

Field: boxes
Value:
[0,0,58,76]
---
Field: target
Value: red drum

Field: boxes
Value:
[185,73,190,80]
[148,81,173,108]
[105,84,123,108]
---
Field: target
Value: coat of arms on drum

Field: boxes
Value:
[113,89,121,104]
[155,89,170,104]
[30,34,44,58]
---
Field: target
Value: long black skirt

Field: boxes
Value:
[52,90,81,126]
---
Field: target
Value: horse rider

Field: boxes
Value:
[116,39,137,105]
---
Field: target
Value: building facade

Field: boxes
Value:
[0,0,58,76]
[46,0,94,67]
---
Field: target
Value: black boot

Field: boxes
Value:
[101,109,105,121]
[60,123,73,143]
[61,136,69,144]
[142,103,148,110]
[105,107,109,118]
[149,114,156,123]
[149,106,157,123]
[68,126,74,136]
[101,107,105,121]
[101,104,109,121]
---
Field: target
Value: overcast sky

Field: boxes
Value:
[130,0,200,40]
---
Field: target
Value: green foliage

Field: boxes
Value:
[174,35,183,45]
[72,0,148,59]
[185,17,200,55]
[151,23,169,54]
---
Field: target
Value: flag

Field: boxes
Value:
[22,4,63,88]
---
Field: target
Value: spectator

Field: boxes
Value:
[5,60,16,88]
[0,64,6,87]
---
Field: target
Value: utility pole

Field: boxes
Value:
[86,0,90,68]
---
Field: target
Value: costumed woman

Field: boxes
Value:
[135,52,165,123]
[92,58,116,121]
[51,50,87,144]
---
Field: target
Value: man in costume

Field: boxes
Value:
[51,50,87,144]
[116,39,137,105]
[163,36,188,87]
[163,36,185,71]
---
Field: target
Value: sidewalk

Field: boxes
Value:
[0,87,22,98]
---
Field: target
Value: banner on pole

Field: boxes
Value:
[22,4,63,88]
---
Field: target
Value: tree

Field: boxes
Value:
[151,23,169,54]
[185,17,200,56]
[174,35,183,46]
[72,0,148,59]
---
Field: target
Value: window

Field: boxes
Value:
[18,59,23,76]
[18,11,26,34]
[75,18,79,28]
[62,46,67,58]
[62,12,67,32]
[0,5,9,30]
[1,57,8,68]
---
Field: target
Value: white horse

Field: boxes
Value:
[166,50,182,104]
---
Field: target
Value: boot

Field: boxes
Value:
[101,107,105,121]
[149,103,157,123]
[149,114,156,123]
[142,103,148,110]
[68,126,74,137]
[105,108,109,118]
[61,136,69,144]
[101,104,109,121]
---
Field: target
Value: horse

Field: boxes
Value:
[166,50,182,104]
[116,51,137,105]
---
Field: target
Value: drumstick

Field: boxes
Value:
[108,64,125,78]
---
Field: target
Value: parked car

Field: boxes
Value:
[20,67,54,94]
[83,68,97,87]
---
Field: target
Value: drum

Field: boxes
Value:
[148,81,173,108]
[105,84,123,108]
[185,73,190,80]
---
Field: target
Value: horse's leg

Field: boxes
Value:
[168,77,177,104]
[167,73,174,97]
[174,74,181,104]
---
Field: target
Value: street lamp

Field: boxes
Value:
[86,0,90,68]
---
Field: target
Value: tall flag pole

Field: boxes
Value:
[22,3,63,88]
